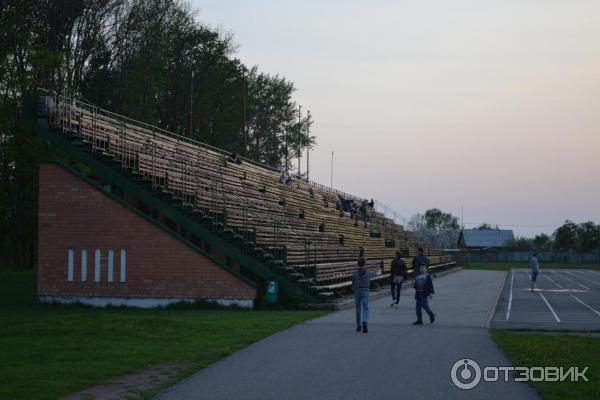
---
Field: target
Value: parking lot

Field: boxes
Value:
[493,268,600,331]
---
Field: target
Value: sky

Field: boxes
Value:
[191,0,600,237]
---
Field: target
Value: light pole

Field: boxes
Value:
[285,120,289,175]
[330,151,334,187]
[242,67,247,156]
[306,110,310,181]
[297,105,302,176]
[189,70,194,137]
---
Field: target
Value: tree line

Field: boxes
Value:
[408,208,600,253]
[0,0,315,267]
[506,221,600,252]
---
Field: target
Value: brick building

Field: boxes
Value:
[38,163,257,308]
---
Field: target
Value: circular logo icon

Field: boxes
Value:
[451,358,482,390]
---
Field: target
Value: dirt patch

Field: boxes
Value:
[60,362,191,400]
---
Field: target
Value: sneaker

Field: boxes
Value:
[356,326,362,332]
[412,321,423,325]
[362,322,368,333]
[390,302,396,307]
[430,313,435,324]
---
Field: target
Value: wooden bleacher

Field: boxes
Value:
[39,92,455,297]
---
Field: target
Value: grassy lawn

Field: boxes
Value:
[0,269,327,400]
[464,262,600,271]
[492,330,600,400]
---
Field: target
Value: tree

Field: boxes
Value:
[477,223,498,230]
[532,233,553,251]
[551,220,600,252]
[0,0,317,267]
[505,237,533,251]
[576,221,600,252]
[423,208,460,232]
[408,209,460,249]
[553,220,579,251]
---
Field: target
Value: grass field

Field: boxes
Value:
[464,262,600,271]
[0,269,327,400]
[492,330,600,400]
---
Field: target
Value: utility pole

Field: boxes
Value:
[189,70,194,136]
[461,205,464,229]
[306,110,310,181]
[330,151,334,187]
[297,105,301,176]
[285,121,289,175]
[242,68,247,156]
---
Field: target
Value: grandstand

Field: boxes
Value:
[25,89,454,304]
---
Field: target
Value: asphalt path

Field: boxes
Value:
[154,270,538,400]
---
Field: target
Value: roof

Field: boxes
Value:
[459,229,515,248]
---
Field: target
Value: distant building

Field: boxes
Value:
[457,229,515,250]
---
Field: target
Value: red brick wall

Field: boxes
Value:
[38,163,256,301]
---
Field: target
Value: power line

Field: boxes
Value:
[463,222,560,228]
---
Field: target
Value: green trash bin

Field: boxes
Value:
[265,279,279,303]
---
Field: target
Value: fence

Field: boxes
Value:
[458,250,600,264]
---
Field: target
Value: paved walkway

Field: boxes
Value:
[154,270,538,400]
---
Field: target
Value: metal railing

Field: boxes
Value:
[374,200,408,228]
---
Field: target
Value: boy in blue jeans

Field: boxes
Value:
[413,265,435,325]
[352,257,371,333]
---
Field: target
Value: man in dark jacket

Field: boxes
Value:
[390,251,408,307]
[413,264,435,325]
[412,247,430,274]
[352,257,371,333]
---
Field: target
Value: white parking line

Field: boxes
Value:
[569,271,600,285]
[506,269,514,322]
[538,292,561,322]
[544,274,562,289]
[554,272,590,290]
[524,270,560,322]
[571,295,600,317]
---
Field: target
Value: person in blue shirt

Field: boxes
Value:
[413,264,435,325]
[352,257,372,333]
[412,247,430,273]
[530,252,540,291]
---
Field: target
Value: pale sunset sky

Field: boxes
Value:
[191,0,600,237]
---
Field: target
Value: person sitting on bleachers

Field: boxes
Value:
[228,152,242,164]
[285,176,293,187]
[355,199,368,227]
[349,202,357,219]
[342,198,353,213]
[368,198,375,208]
[335,195,343,210]
[279,174,286,184]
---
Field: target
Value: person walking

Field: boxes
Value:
[413,265,435,325]
[530,252,540,291]
[352,257,371,333]
[390,251,408,307]
[412,247,430,274]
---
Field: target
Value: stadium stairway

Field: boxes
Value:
[23,90,455,303]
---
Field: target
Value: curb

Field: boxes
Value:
[485,269,508,329]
